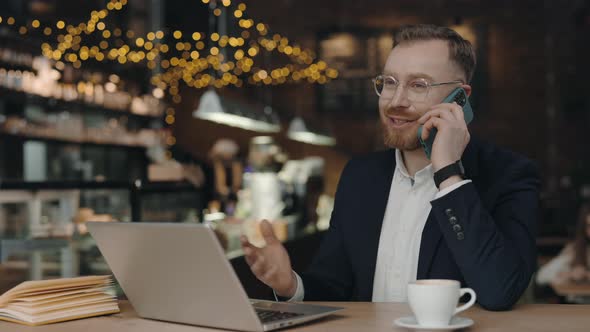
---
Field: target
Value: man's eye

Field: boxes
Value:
[410,81,428,89]
[383,78,397,85]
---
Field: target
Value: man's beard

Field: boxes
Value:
[381,121,421,150]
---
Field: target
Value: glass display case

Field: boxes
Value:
[0,42,206,293]
[0,181,204,293]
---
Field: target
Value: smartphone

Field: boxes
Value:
[417,87,474,159]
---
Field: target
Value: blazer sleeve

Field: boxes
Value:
[429,159,540,311]
[300,161,356,301]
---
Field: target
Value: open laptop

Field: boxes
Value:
[87,222,343,331]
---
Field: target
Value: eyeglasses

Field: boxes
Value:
[372,74,463,102]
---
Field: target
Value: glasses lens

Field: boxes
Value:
[373,76,384,96]
[407,79,429,102]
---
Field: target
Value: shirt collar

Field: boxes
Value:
[394,149,434,184]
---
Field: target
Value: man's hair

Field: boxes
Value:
[393,24,476,83]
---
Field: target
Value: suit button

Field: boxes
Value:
[457,232,465,240]
[445,208,454,217]
[453,224,462,232]
[449,216,458,225]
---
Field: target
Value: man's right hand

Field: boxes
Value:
[240,220,297,298]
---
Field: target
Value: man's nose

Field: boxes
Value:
[386,85,411,108]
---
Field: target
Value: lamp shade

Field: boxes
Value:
[193,90,280,133]
[287,116,336,146]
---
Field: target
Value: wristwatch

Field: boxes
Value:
[433,160,465,188]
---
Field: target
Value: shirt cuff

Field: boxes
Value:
[434,179,472,199]
[273,271,305,302]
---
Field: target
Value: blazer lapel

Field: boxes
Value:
[417,139,480,279]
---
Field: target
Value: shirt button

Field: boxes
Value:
[445,208,454,217]
[449,216,458,224]
[453,224,462,233]
[457,232,465,240]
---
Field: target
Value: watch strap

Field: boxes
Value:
[433,160,465,188]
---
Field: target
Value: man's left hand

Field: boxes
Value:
[418,102,470,172]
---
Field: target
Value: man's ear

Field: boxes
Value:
[461,84,472,97]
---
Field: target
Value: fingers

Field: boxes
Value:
[241,234,272,279]
[421,117,445,140]
[260,220,279,245]
[241,222,287,288]
[241,235,258,266]
[240,235,256,254]
[242,247,257,266]
[419,103,464,124]
[240,235,253,248]
[250,255,269,279]
[449,103,465,122]
[419,102,468,141]
[418,108,454,124]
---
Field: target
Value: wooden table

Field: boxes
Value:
[2,301,589,331]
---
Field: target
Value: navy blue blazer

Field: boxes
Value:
[300,137,540,311]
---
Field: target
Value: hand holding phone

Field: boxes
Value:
[417,88,474,159]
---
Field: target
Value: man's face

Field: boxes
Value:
[379,40,467,150]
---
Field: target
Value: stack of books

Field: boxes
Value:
[0,275,120,326]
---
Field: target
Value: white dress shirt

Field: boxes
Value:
[283,150,470,302]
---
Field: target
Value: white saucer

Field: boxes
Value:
[394,316,474,330]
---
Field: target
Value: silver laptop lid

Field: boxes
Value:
[88,222,263,332]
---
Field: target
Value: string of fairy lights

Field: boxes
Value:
[0,0,339,106]
[0,0,339,151]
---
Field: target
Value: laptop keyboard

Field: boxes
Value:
[256,309,304,323]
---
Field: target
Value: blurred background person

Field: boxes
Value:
[209,138,243,215]
[537,202,590,303]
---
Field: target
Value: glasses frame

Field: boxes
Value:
[372,74,463,102]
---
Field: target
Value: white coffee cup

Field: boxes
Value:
[407,279,476,327]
